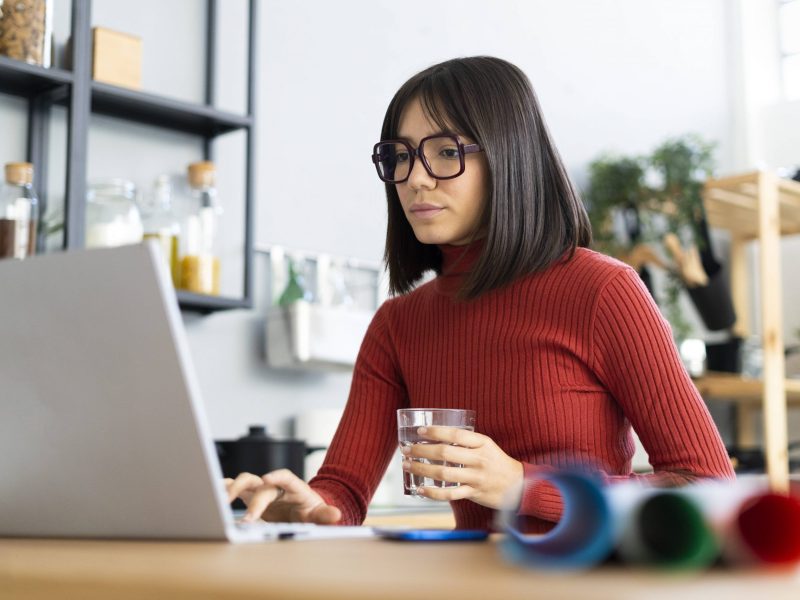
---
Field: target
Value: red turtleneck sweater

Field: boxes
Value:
[309,243,734,532]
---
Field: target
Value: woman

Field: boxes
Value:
[227,56,733,532]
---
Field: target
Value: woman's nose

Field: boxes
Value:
[407,155,436,191]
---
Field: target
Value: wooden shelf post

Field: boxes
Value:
[757,171,789,492]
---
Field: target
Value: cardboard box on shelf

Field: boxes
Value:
[92,27,141,89]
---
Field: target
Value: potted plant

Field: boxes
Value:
[585,154,649,258]
[584,154,667,303]
[585,134,734,342]
[649,135,736,333]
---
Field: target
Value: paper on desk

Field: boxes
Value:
[499,471,800,570]
[680,481,800,565]
[232,519,376,543]
[607,484,719,568]
[499,471,616,569]
[285,525,377,541]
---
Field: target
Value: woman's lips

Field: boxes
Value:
[409,204,444,219]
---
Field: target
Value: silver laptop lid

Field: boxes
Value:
[0,242,233,539]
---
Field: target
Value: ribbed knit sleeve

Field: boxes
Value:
[517,267,734,525]
[592,269,734,482]
[308,302,406,525]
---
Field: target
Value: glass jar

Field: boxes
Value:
[141,174,180,286]
[179,161,221,296]
[0,0,53,67]
[0,161,39,260]
[85,179,143,249]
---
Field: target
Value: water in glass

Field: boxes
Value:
[398,425,474,496]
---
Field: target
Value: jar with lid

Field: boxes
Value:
[0,162,39,260]
[179,161,221,296]
[85,179,144,248]
[0,0,53,67]
[141,174,180,286]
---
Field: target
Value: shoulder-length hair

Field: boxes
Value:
[381,56,592,300]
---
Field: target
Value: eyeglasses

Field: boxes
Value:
[371,134,483,184]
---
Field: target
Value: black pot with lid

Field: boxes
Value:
[215,425,323,482]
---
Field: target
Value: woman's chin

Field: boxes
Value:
[415,233,453,246]
[414,233,477,247]
[411,226,456,246]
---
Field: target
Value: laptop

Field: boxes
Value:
[0,242,373,542]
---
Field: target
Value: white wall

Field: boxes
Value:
[259,0,735,263]
[761,100,800,169]
[7,1,794,447]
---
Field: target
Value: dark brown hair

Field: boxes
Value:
[381,56,591,299]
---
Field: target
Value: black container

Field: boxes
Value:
[684,216,737,332]
[727,443,800,474]
[686,268,737,331]
[216,426,324,511]
[706,337,742,373]
[216,425,322,481]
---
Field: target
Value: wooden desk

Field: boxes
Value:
[2,537,800,600]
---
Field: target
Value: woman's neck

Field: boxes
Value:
[435,238,485,295]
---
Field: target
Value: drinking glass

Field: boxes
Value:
[397,408,476,496]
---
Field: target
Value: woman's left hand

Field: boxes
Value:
[402,426,524,510]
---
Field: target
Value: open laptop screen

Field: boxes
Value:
[0,243,232,539]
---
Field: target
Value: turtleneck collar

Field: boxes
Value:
[434,238,485,295]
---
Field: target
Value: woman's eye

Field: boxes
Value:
[396,152,410,163]
[440,147,460,159]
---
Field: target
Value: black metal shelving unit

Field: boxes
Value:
[0,0,257,314]
[0,55,73,95]
[91,81,253,136]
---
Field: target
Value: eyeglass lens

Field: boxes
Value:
[375,136,462,182]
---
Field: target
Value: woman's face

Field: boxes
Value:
[395,99,490,246]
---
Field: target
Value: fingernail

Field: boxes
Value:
[416,487,426,496]
[418,427,427,435]
[402,460,410,471]
[400,446,410,455]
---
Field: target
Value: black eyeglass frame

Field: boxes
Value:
[371,134,483,183]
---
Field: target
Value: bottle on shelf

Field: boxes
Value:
[179,161,221,296]
[0,162,39,260]
[141,174,181,286]
[85,179,144,249]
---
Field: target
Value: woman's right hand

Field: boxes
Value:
[224,468,342,525]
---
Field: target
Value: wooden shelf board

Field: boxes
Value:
[704,172,800,237]
[694,372,800,406]
[779,177,800,200]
